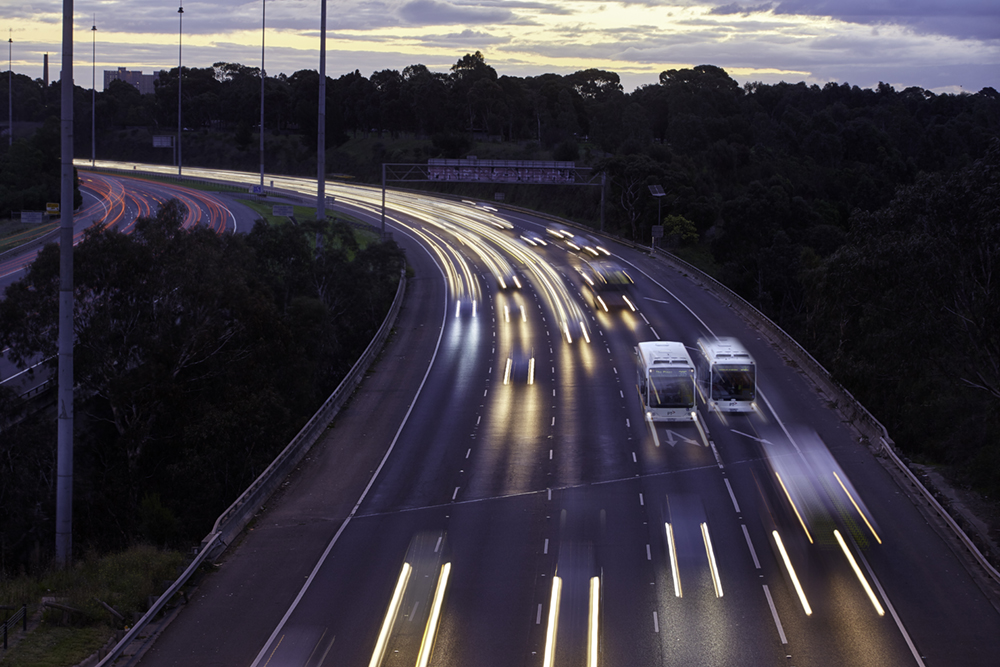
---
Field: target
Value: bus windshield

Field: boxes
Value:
[649,368,695,408]
[711,365,755,402]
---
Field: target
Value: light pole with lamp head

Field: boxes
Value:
[259,0,265,188]
[91,18,96,166]
[648,184,665,252]
[7,32,12,147]
[317,0,326,230]
[177,6,183,176]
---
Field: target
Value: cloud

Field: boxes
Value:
[10,0,999,97]
[384,28,511,49]
[771,0,1000,42]
[471,0,575,14]
[398,0,515,25]
[709,3,775,16]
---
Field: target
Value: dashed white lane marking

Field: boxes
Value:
[724,478,741,513]
[762,585,787,644]
[742,525,761,569]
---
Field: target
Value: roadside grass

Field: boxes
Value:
[236,200,380,253]
[669,242,722,279]
[0,546,184,667]
[1,625,112,667]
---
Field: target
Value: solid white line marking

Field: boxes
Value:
[708,439,725,468]
[249,232,449,667]
[763,585,787,644]
[742,525,761,569]
[724,478,741,513]
[651,328,660,339]
[856,543,926,665]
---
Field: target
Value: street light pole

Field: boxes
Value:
[648,184,665,253]
[259,0,265,188]
[91,17,96,166]
[56,0,76,570]
[177,6,183,177]
[7,32,11,147]
[317,0,326,229]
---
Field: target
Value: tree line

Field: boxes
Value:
[0,206,403,571]
[1,52,999,566]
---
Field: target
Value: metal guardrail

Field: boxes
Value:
[95,267,407,667]
[73,171,997,664]
[2,604,27,649]
[329,198,1000,587]
[205,266,406,559]
[653,247,1000,585]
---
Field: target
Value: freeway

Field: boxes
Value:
[0,171,245,288]
[1,171,254,398]
[99,163,1000,667]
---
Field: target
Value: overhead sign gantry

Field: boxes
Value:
[379,158,606,235]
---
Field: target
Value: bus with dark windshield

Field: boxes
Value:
[697,337,757,412]
[636,341,697,421]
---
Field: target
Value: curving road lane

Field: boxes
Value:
[63,163,1000,667]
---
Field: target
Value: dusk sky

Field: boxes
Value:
[5,0,999,94]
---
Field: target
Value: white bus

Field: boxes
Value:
[697,337,757,412]
[636,341,697,421]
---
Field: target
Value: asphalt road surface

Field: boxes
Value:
[131,182,1000,667]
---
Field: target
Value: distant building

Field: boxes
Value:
[104,68,159,95]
